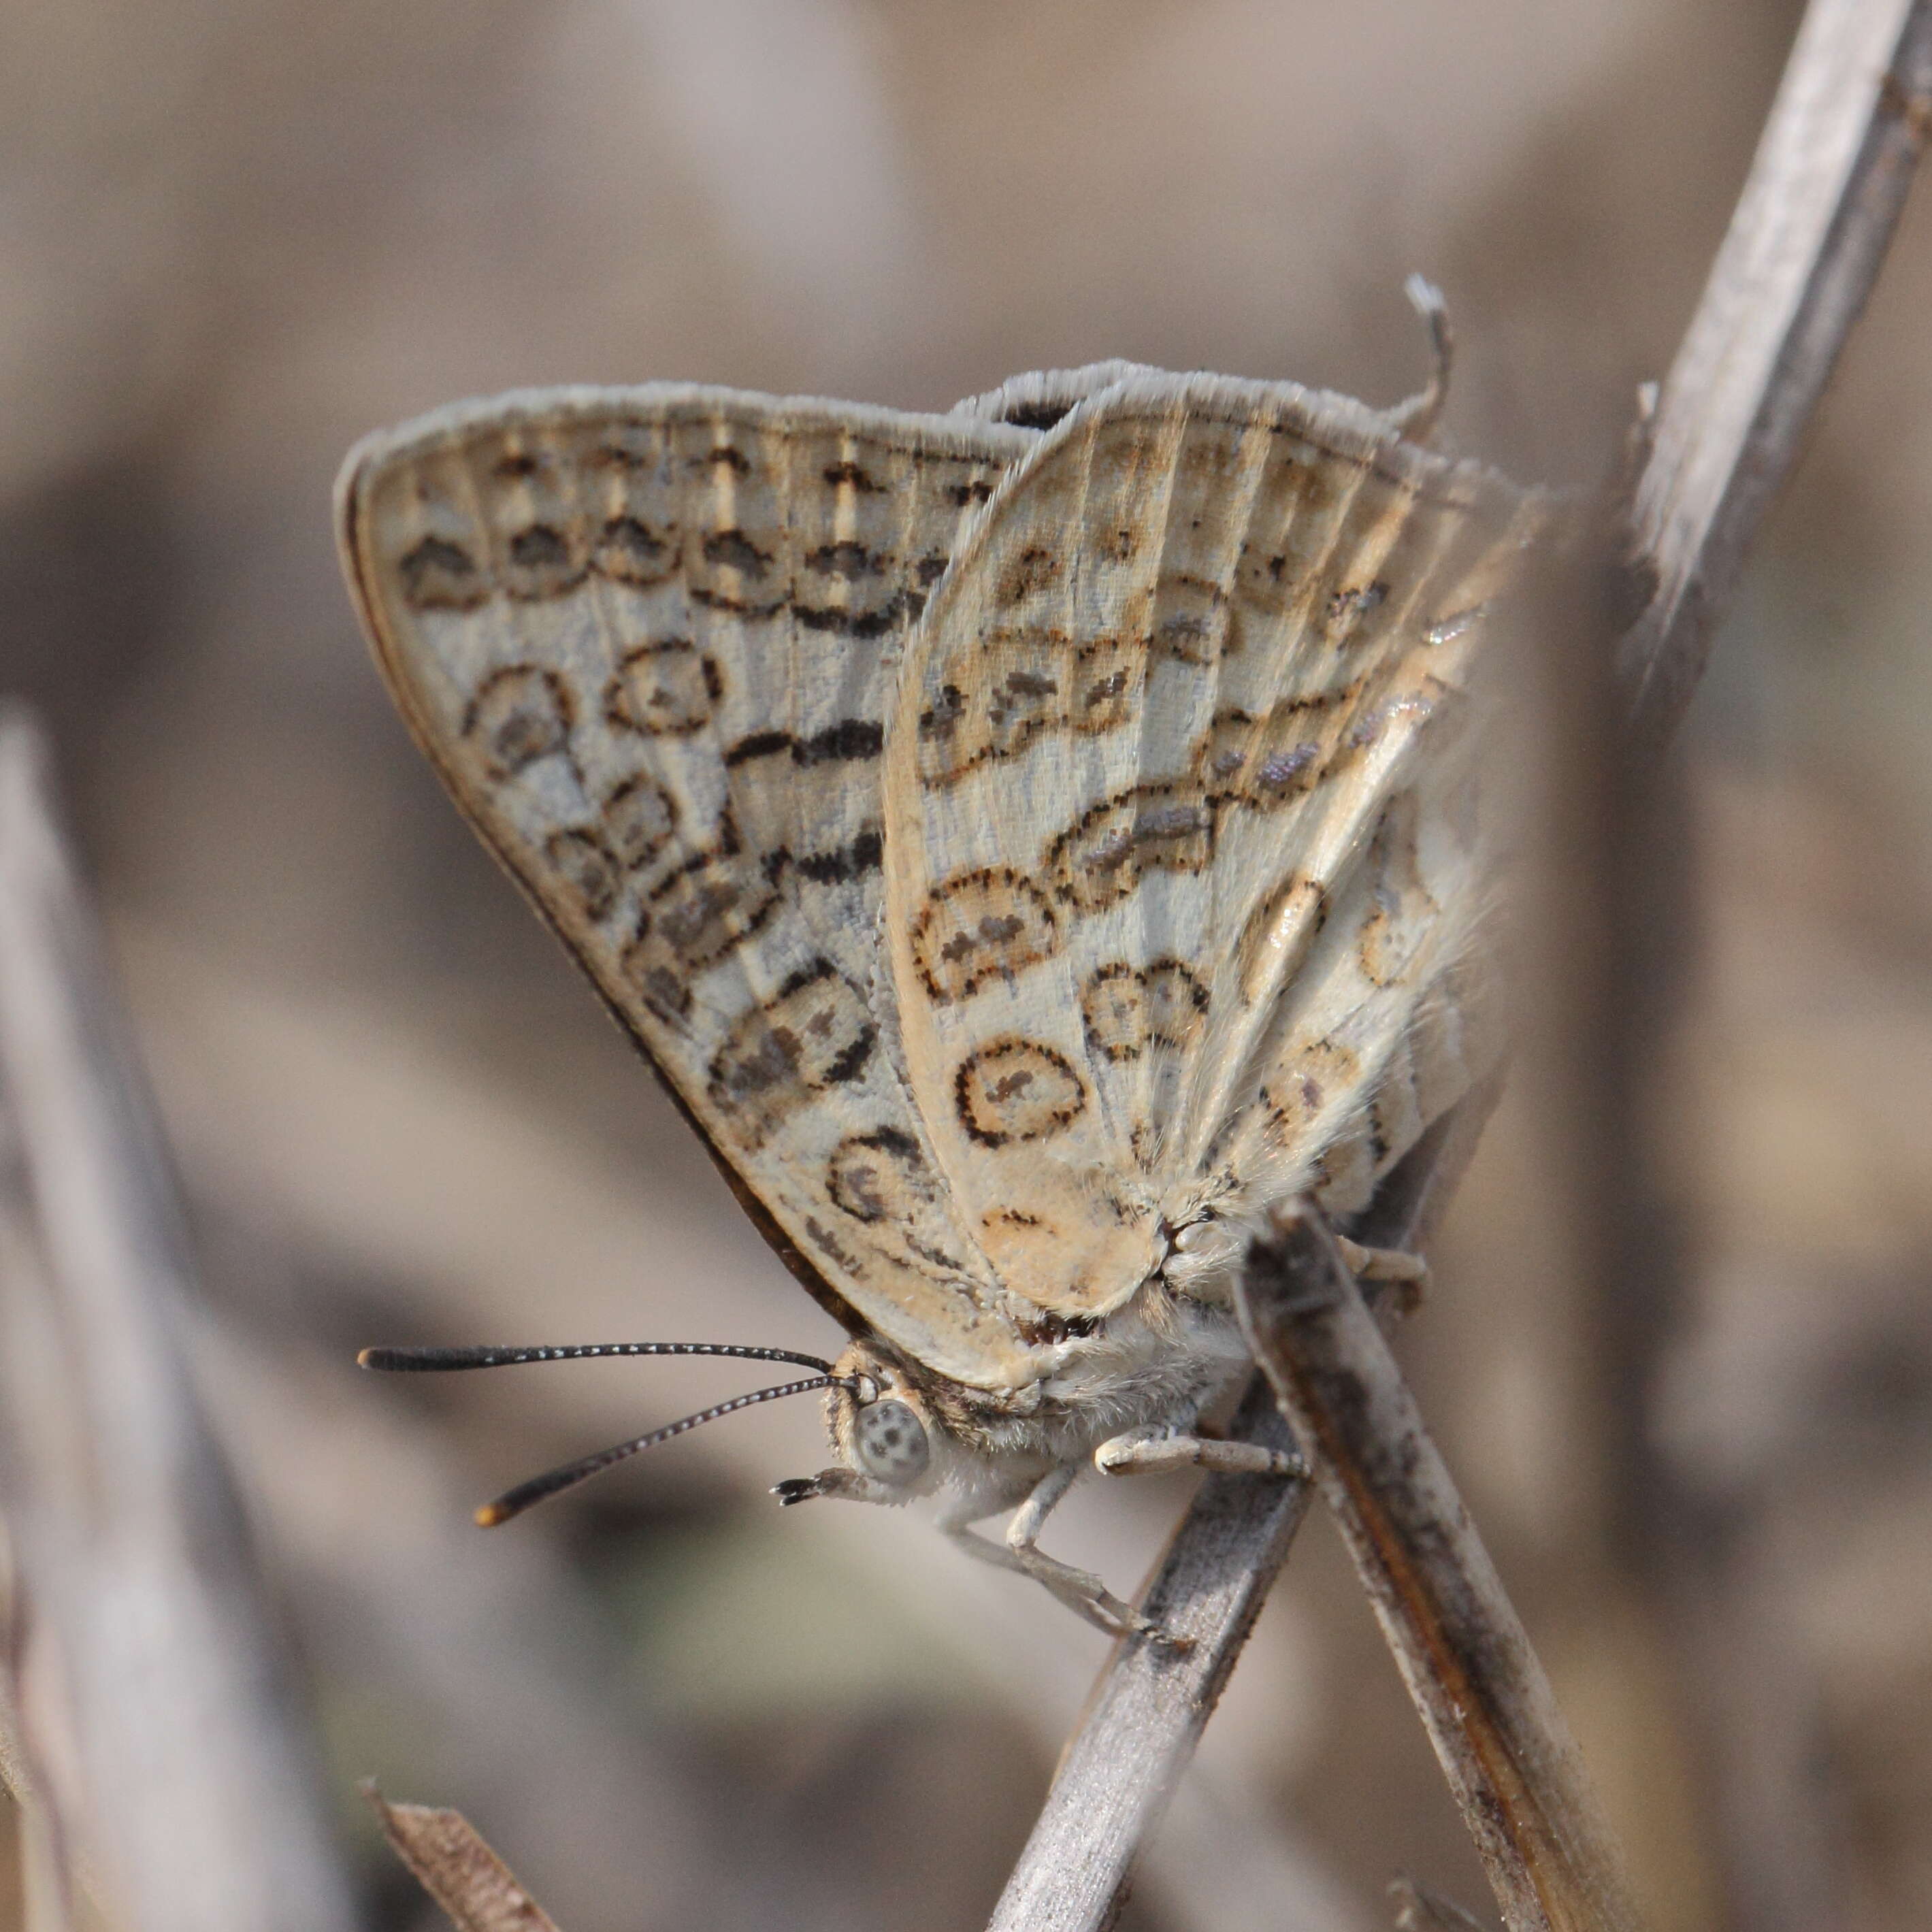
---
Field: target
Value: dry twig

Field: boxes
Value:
[983,1116,1469,1932]
[991,0,1932,1924]
[1593,10,1932,1927]
[0,711,357,1932]
[363,1784,563,1932]
[1620,0,1932,755]
[1236,1206,1643,1932]
[982,1378,1312,1932]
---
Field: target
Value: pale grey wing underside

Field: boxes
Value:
[337,384,1072,1389]
[885,374,1547,1318]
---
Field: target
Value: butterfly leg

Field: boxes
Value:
[1093,1429,1306,1480]
[937,1467,1167,1641]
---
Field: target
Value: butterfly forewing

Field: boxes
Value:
[338,384,1070,1388]
[883,375,1548,1317]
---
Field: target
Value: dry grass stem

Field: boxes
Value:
[981,1377,1313,1932]
[983,1113,1468,1932]
[0,713,355,1932]
[1237,1206,1645,1932]
[1620,0,1932,753]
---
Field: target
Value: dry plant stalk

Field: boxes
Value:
[1236,1207,1644,1932]
[1620,0,1932,755]
[0,713,355,1932]
[981,1378,1313,1932]
[992,0,1932,1925]
[363,1784,563,1932]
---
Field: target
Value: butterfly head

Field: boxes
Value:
[829,1339,943,1490]
[767,1337,962,1507]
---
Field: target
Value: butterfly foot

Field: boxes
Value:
[1053,1571,1181,1648]
[1120,1605,1194,1652]
[1108,1597,1198,1652]
[772,1467,889,1507]
[1011,1548,1177,1647]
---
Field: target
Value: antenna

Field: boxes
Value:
[355,1339,864,1525]
[473,1377,845,1525]
[357,1341,838,1375]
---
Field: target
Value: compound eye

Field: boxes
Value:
[1172,1213,1230,1256]
[853,1398,930,1486]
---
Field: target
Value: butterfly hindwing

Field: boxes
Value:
[883,375,1545,1317]
[338,384,1069,1388]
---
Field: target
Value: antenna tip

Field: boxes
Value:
[356,1347,378,1369]
[474,1502,509,1528]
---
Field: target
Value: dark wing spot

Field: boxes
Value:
[503,523,585,599]
[594,515,674,585]
[510,526,568,567]
[919,684,966,740]
[602,776,678,872]
[544,829,619,922]
[701,529,772,576]
[955,1039,1085,1145]
[464,666,573,776]
[399,536,485,609]
[804,541,883,580]
[821,459,882,491]
[795,718,884,764]
[794,595,911,638]
[604,641,721,736]
[794,829,883,885]
[724,730,793,768]
[998,546,1060,606]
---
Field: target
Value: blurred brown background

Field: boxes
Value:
[3,1,1931,1927]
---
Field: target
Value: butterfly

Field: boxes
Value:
[338,310,1545,1637]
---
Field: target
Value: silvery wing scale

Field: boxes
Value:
[338,350,1548,1637]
